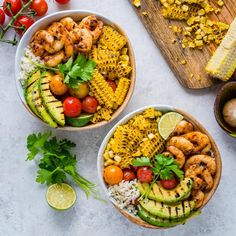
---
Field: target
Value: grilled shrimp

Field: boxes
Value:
[172,120,194,136]
[78,15,103,42]
[47,22,74,59]
[30,30,54,57]
[43,40,64,54]
[182,131,211,154]
[191,189,204,208]
[74,28,93,53]
[184,155,216,175]
[185,165,213,191]
[60,17,78,31]
[167,136,194,155]
[166,146,186,168]
[44,50,65,67]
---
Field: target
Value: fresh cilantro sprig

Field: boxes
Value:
[132,154,184,198]
[26,131,99,199]
[132,154,184,180]
[58,54,96,89]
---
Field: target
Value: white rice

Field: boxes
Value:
[107,179,140,215]
[19,46,43,85]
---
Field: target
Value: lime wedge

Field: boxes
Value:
[158,112,184,140]
[46,183,76,211]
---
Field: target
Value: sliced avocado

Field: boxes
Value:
[39,72,65,126]
[139,199,195,220]
[65,114,93,127]
[32,80,58,128]
[137,205,200,228]
[25,70,42,118]
[137,206,186,227]
[137,178,193,203]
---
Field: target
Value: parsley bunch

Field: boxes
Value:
[26,132,98,198]
[58,54,96,89]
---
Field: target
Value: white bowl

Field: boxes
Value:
[97,104,221,228]
[15,10,135,131]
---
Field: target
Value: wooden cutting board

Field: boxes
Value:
[129,0,236,89]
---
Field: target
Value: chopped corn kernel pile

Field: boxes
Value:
[161,0,229,49]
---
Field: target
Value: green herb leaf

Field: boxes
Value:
[26,132,100,199]
[132,157,152,167]
[160,168,174,180]
[58,55,96,88]
[167,165,184,180]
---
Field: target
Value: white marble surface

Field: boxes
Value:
[0,0,236,235]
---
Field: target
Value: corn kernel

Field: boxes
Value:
[133,0,141,7]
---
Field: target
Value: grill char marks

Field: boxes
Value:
[137,178,193,203]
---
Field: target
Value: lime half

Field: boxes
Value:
[158,112,184,140]
[46,183,76,211]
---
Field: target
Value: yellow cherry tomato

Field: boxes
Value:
[69,83,89,99]
[103,165,123,185]
[50,74,68,95]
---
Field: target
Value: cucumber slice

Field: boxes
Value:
[66,114,93,127]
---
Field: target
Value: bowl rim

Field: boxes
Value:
[214,81,236,137]
[15,9,136,131]
[97,104,222,229]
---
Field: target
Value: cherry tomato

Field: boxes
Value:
[3,0,22,16]
[55,0,70,4]
[63,97,82,117]
[137,167,153,183]
[50,74,68,95]
[103,165,123,185]
[30,0,48,16]
[160,179,178,190]
[69,83,89,99]
[14,16,34,35]
[0,9,5,25]
[82,96,98,114]
[123,169,136,181]
[107,80,117,92]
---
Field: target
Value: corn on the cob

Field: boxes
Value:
[89,71,115,108]
[206,18,236,81]
[89,47,119,74]
[98,26,127,51]
[91,107,113,123]
[114,77,130,108]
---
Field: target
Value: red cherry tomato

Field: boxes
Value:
[3,0,22,16]
[137,167,153,183]
[107,80,117,92]
[123,169,136,181]
[82,96,98,114]
[63,97,82,117]
[30,0,48,16]
[14,16,34,35]
[0,9,5,25]
[55,0,70,4]
[160,179,178,190]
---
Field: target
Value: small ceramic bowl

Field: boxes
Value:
[214,82,236,138]
[15,10,136,131]
[97,105,222,229]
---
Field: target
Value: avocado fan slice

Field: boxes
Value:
[137,205,200,228]
[139,199,195,220]
[39,72,65,126]
[25,70,42,118]
[31,80,58,128]
[137,177,193,203]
